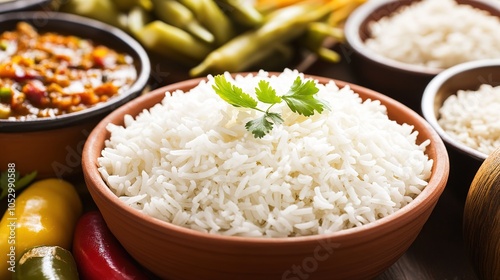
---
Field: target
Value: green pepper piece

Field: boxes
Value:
[0,87,11,99]
[16,246,79,280]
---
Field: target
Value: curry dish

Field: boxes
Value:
[0,22,137,119]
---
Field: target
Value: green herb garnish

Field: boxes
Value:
[213,75,329,138]
[0,170,37,200]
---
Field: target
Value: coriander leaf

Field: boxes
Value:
[282,95,326,116]
[266,112,284,125]
[256,80,281,104]
[245,112,284,138]
[286,77,319,97]
[245,115,272,138]
[16,171,37,190]
[0,171,7,200]
[212,75,258,109]
[282,77,325,116]
[0,170,37,200]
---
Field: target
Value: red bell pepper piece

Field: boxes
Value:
[22,80,47,105]
[72,211,150,280]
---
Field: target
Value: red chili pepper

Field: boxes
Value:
[72,211,150,280]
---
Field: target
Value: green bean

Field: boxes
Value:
[179,0,235,46]
[189,2,335,76]
[151,0,214,44]
[217,0,263,27]
[135,20,212,64]
[61,0,127,29]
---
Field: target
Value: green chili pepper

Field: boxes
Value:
[152,0,214,44]
[0,87,12,100]
[217,0,263,27]
[127,5,152,36]
[0,40,8,51]
[16,246,79,280]
[301,22,344,63]
[189,2,335,76]
[179,0,235,46]
[61,0,127,29]
[135,20,212,64]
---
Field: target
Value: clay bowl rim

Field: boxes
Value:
[344,0,500,78]
[83,73,449,245]
[0,11,151,133]
[421,59,500,162]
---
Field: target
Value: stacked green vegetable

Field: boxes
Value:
[60,0,365,77]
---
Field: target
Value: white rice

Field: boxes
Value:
[438,84,500,155]
[98,69,433,237]
[365,0,500,69]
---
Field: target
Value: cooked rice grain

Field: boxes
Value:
[438,84,500,155]
[366,0,500,69]
[98,69,433,237]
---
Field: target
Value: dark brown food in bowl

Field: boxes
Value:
[82,74,449,280]
[0,12,150,178]
[344,0,500,111]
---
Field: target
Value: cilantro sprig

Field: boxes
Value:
[0,170,37,200]
[212,75,329,138]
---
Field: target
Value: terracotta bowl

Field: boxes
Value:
[0,12,150,178]
[343,0,500,111]
[82,74,449,280]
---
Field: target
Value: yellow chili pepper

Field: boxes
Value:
[0,178,82,279]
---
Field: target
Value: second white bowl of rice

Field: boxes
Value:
[344,0,500,110]
[82,69,450,280]
[422,59,500,162]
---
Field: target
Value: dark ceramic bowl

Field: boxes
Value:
[0,0,52,14]
[0,12,150,178]
[421,59,500,197]
[344,0,500,111]
[421,59,500,162]
[82,74,449,280]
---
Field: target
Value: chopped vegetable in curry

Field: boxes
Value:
[0,22,137,119]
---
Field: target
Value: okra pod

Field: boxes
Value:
[152,0,214,44]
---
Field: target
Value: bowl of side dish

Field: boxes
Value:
[421,59,500,162]
[344,0,500,110]
[82,70,449,279]
[0,12,150,178]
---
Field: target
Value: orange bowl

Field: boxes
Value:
[0,12,150,178]
[82,74,449,280]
